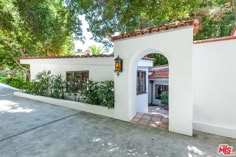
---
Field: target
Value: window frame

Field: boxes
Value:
[66,70,89,93]
[155,84,168,99]
[136,70,147,95]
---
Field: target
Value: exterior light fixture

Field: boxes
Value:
[114,55,123,76]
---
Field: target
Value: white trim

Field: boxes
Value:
[14,92,115,118]
[150,66,169,71]
[193,121,236,138]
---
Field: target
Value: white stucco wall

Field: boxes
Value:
[21,58,114,81]
[30,64,114,81]
[22,57,152,82]
[114,27,193,136]
[136,67,150,113]
[19,28,236,138]
[136,93,149,113]
[148,82,152,104]
[21,57,152,118]
[193,39,236,138]
[137,59,153,67]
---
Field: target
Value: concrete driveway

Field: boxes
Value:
[0,84,235,157]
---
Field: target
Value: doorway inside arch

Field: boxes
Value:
[131,53,169,130]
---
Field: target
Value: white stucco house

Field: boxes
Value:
[18,20,236,139]
[20,55,154,111]
[148,65,169,106]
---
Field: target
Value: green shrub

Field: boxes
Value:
[0,77,9,83]
[22,81,33,93]
[27,70,62,96]
[98,81,114,109]
[51,74,65,99]
[26,70,114,109]
[0,72,8,82]
[32,71,52,96]
[8,78,25,88]
[26,71,67,98]
[0,77,28,89]
[0,72,9,83]
[66,80,79,94]
[160,91,168,106]
[0,70,28,89]
[80,80,114,108]
[80,80,100,105]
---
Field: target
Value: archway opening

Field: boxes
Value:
[131,52,169,130]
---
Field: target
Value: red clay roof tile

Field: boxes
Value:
[230,26,236,36]
[111,19,195,42]
[149,66,169,79]
[19,55,154,62]
[19,54,114,60]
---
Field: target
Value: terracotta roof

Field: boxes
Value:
[194,36,236,44]
[142,57,155,61]
[149,66,169,79]
[151,64,168,68]
[230,26,236,36]
[111,19,195,42]
[19,54,114,60]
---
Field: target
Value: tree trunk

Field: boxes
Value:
[26,70,31,81]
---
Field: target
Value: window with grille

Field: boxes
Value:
[137,71,146,94]
[66,71,89,93]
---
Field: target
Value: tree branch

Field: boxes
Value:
[5,50,27,71]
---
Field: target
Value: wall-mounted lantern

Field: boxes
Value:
[114,55,123,76]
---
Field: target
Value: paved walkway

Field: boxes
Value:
[0,84,235,157]
[131,106,169,130]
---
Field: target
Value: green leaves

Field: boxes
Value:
[28,71,66,99]
[25,70,114,108]
[193,0,235,40]
[51,74,65,99]
[160,91,168,107]
[67,0,235,46]
[89,44,104,55]
[80,80,114,109]
[67,0,199,45]
[0,0,77,70]
[33,70,53,96]
[148,53,168,66]
[1,0,234,71]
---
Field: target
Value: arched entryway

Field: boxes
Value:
[113,22,194,136]
[131,52,169,130]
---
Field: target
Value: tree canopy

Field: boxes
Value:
[67,0,235,65]
[0,0,235,69]
[67,0,235,45]
[194,0,235,40]
[67,0,200,47]
[0,0,80,69]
